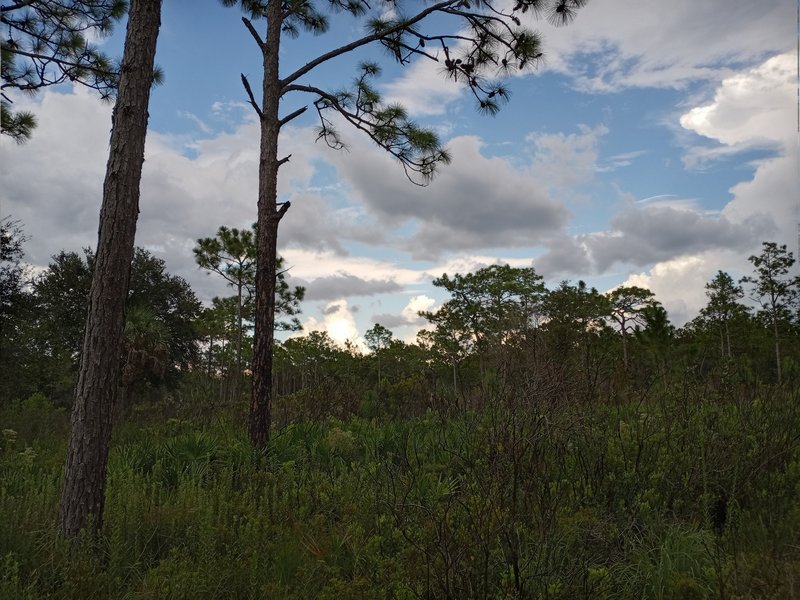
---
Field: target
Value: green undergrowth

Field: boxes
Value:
[2,388,799,599]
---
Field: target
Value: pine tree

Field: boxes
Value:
[741,242,799,384]
[59,0,162,539]
[195,224,304,400]
[223,0,588,449]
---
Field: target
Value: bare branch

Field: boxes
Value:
[0,0,38,12]
[279,105,307,126]
[240,73,264,119]
[276,200,291,221]
[242,17,265,50]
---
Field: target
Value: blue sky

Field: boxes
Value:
[1,0,797,345]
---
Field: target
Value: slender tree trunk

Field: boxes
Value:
[250,0,287,451]
[724,321,732,358]
[773,317,782,384]
[621,321,629,369]
[207,334,213,377]
[220,337,226,403]
[452,359,458,407]
[235,280,243,400]
[59,0,161,538]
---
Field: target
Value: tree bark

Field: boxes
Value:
[773,317,782,385]
[235,280,243,401]
[59,0,161,538]
[620,317,629,369]
[249,0,285,451]
[724,321,731,358]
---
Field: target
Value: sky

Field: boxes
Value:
[1,0,798,346]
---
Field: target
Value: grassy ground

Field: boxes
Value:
[2,387,799,599]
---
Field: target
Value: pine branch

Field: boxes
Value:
[284,82,449,184]
[2,46,115,76]
[280,0,460,90]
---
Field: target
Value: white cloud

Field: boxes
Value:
[679,52,795,171]
[301,300,364,347]
[681,52,797,246]
[370,294,438,343]
[620,255,712,326]
[4,43,794,337]
[382,57,464,117]
[177,110,212,134]
[542,0,793,91]
[0,87,110,264]
[528,124,608,189]
[280,248,424,287]
[0,87,343,302]
[401,293,435,316]
[325,132,571,258]
[606,52,798,323]
[375,0,793,119]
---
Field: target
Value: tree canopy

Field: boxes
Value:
[1,0,126,141]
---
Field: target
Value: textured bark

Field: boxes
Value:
[249,0,285,451]
[773,317,782,385]
[59,0,161,538]
[235,280,243,401]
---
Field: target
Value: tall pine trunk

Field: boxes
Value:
[59,0,162,538]
[773,316,782,384]
[235,280,243,400]
[249,0,287,451]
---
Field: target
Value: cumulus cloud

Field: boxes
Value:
[371,294,438,343]
[533,196,772,278]
[542,0,793,91]
[680,53,794,170]
[326,134,571,258]
[4,40,793,336]
[297,273,403,301]
[376,1,793,120]
[679,53,796,249]
[0,88,351,303]
[0,87,111,265]
[301,300,363,347]
[280,248,424,287]
[620,256,713,326]
[534,235,591,278]
[0,86,575,291]
[529,124,608,189]
[402,294,436,321]
[373,293,437,329]
[585,201,773,272]
[601,52,798,324]
[381,57,464,117]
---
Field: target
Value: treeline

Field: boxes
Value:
[2,215,798,419]
[271,248,799,424]
[2,218,800,598]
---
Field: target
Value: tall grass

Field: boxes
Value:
[2,386,798,598]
